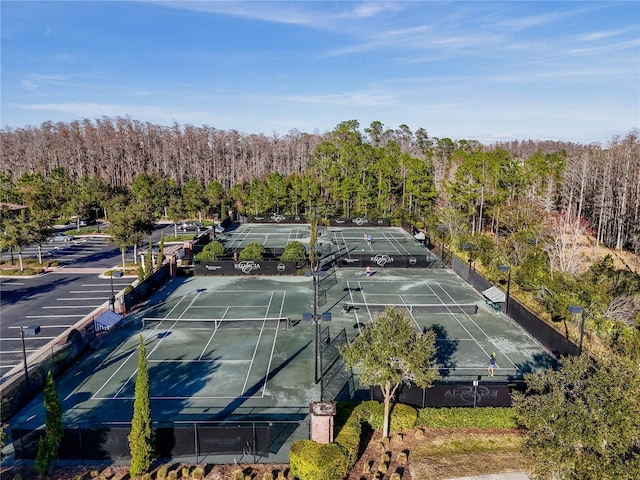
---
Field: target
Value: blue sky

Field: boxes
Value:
[1,1,639,145]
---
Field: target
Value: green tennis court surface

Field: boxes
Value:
[10,266,557,462]
[216,223,432,259]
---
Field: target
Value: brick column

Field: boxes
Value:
[309,402,336,444]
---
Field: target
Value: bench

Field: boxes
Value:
[485,299,501,312]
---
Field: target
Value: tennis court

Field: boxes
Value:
[338,275,556,379]
[326,226,427,254]
[218,223,311,252]
[8,245,557,462]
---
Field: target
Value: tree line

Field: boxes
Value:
[1,119,639,358]
[1,118,638,252]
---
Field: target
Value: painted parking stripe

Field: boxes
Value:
[42,305,103,309]
[9,325,73,328]
[57,297,110,301]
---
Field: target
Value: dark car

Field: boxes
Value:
[179,222,205,232]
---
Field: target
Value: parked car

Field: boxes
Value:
[179,221,205,232]
[68,217,94,227]
[49,233,75,242]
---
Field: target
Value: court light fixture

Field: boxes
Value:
[498,265,511,314]
[462,243,474,277]
[436,226,447,262]
[20,325,40,385]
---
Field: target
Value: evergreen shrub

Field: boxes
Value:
[288,440,349,480]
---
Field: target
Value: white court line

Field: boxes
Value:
[149,359,251,364]
[189,305,272,311]
[197,306,230,361]
[25,315,84,318]
[113,291,206,398]
[92,394,269,400]
[241,290,276,394]
[399,296,422,330]
[347,281,370,332]
[381,231,412,255]
[92,292,194,399]
[260,290,286,397]
[199,289,286,293]
[430,282,518,371]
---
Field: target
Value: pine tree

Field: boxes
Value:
[35,370,63,475]
[128,335,153,477]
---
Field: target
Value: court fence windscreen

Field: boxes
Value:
[12,419,307,462]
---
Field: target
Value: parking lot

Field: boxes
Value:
[0,236,130,382]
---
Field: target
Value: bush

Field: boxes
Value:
[239,242,265,261]
[280,241,307,268]
[196,241,225,261]
[192,466,205,479]
[156,466,168,479]
[350,401,416,434]
[289,440,349,480]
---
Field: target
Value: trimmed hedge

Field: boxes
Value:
[417,407,517,429]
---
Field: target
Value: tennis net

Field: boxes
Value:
[343,302,478,314]
[142,317,293,330]
[332,236,409,243]
[236,232,304,239]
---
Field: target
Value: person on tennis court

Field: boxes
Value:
[365,265,371,278]
[488,353,497,377]
[366,233,372,247]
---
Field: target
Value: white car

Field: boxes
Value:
[49,234,74,242]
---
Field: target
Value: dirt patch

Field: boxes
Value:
[575,234,639,274]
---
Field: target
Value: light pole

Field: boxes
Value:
[92,206,101,232]
[110,271,123,312]
[568,305,585,354]
[462,243,473,278]
[20,325,40,385]
[498,265,511,314]
[312,213,322,386]
[436,226,447,263]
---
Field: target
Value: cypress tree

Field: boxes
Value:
[35,370,63,475]
[156,233,165,271]
[128,335,153,477]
